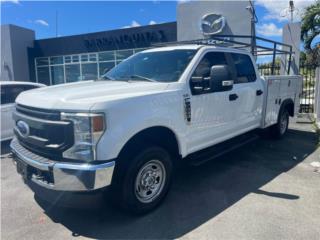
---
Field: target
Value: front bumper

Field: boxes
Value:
[10,138,115,191]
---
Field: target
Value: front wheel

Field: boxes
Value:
[113,146,173,214]
[270,108,289,139]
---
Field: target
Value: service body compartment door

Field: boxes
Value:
[262,75,303,128]
[263,77,281,127]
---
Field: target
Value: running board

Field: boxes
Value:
[186,132,259,166]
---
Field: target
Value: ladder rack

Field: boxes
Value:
[152,35,293,75]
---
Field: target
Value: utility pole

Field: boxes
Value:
[246,0,258,57]
[289,0,294,23]
[280,0,299,22]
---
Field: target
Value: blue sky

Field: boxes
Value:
[1,0,318,51]
[1,1,178,38]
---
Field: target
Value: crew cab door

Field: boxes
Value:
[185,51,262,155]
[186,51,238,153]
[229,53,263,131]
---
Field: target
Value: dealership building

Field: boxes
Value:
[1,22,177,85]
[1,1,300,85]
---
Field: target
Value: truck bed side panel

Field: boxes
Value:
[262,75,302,128]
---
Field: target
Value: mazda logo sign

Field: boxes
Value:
[17,120,30,138]
[201,13,226,36]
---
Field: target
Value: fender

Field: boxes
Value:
[278,98,294,117]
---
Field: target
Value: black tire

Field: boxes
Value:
[112,145,173,215]
[270,108,289,139]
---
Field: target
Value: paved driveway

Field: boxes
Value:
[1,123,320,239]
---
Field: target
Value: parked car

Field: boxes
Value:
[1,81,45,141]
[10,45,302,214]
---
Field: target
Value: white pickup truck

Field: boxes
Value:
[11,44,302,214]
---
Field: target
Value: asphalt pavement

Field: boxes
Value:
[1,120,320,240]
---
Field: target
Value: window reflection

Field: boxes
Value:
[51,65,64,85]
[36,48,143,84]
[36,58,49,66]
[81,63,97,80]
[99,62,115,76]
[37,66,50,85]
[66,64,81,82]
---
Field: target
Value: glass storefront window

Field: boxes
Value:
[99,62,115,76]
[36,58,49,66]
[50,56,63,65]
[37,67,50,85]
[65,64,80,82]
[99,51,115,62]
[64,56,72,63]
[72,55,79,63]
[89,54,97,62]
[81,54,88,62]
[115,50,134,60]
[51,65,64,85]
[35,48,141,84]
[81,63,97,80]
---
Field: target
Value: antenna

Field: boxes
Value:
[280,0,299,22]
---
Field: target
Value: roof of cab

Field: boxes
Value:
[144,44,203,52]
[0,81,46,87]
[143,44,251,55]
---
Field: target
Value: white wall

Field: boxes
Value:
[0,25,14,81]
[280,23,301,75]
[0,24,35,82]
[177,0,252,41]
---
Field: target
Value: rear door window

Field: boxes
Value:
[231,53,256,83]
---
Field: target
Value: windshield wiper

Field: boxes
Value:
[129,75,156,82]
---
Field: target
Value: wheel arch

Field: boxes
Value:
[118,126,182,163]
[280,98,295,117]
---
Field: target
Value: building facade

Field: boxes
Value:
[1,22,177,84]
[2,1,301,86]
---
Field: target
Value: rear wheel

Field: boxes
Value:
[270,108,289,139]
[113,145,173,214]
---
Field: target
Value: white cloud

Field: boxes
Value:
[149,20,157,25]
[131,20,140,27]
[256,0,317,22]
[123,20,141,29]
[1,0,20,4]
[34,19,49,27]
[257,23,283,37]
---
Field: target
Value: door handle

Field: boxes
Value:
[256,89,263,96]
[229,93,238,101]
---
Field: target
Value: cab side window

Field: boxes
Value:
[192,52,228,79]
[190,52,229,95]
[231,53,256,83]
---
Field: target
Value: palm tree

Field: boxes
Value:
[301,0,320,50]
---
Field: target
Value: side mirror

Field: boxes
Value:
[210,65,234,92]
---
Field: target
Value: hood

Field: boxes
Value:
[16,80,169,111]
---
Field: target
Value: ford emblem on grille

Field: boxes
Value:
[17,120,30,138]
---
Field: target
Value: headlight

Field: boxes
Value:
[61,112,105,161]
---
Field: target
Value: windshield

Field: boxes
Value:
[102,49,197,82]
